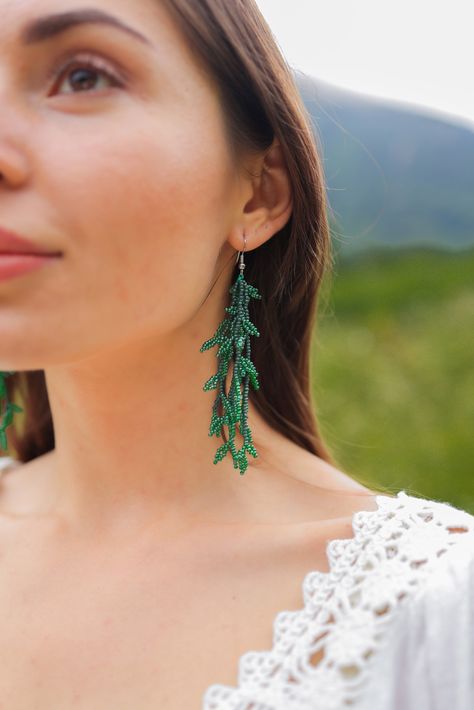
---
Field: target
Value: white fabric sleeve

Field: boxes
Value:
[359,521,474,710]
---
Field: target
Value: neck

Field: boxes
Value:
[39,317,269,537]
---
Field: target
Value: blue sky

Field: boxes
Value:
[255,0,473,130]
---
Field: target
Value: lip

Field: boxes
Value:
[0,253,60,281]
[0,226,63,256]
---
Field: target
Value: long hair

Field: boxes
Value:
[6,0,338,469]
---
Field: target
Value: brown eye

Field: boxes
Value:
[47,54,124,96]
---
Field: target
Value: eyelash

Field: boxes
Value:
[46,52,125,95]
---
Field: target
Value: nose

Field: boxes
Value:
[0,118,31,188]
[0,88,32,187]
[0,143,29,187]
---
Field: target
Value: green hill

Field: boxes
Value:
[296,73,474,256]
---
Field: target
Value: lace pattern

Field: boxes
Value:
[202,490,474,709]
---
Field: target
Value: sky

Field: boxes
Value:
[255,0,474,131]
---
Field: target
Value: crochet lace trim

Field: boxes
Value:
[202,490,474,709]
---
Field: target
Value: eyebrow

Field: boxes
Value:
[20,8,154,47]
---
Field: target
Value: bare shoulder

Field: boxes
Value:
[254,421,377,496]
[0,456,23,512]
[0,457,18,474]
[210,441,384,617]
[246,428,381,528]
[0,454,52,518]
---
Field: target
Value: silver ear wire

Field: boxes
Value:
[238,232,247,272]
[234,231,247,269]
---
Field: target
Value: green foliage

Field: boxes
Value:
[313,246,474,513]
[200,272,262,475]
[0,372,23,452]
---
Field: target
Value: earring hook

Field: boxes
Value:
[235,231,247,271]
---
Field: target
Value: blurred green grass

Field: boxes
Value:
[312,246,474,514]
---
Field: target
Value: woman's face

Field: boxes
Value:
[0,0,248,367]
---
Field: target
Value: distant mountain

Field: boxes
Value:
[295,73,474,257]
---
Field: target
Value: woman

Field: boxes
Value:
[0,0,472,708]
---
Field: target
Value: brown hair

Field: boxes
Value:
[6,0,338,470]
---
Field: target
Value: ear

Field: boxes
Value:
[228,138,293,253]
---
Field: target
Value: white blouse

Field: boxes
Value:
[1,458,473,709]
[202,489,474,709]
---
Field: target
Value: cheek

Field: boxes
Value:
[40,111,234,337]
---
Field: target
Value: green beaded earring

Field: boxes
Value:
[200,232,262,475]
[0,371,23,452]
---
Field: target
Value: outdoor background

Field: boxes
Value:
[256,1,474,513]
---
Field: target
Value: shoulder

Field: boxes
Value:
[214,491,474,709]
[310,490,474,706]
[374,489,474,561]
[355,491,474,707]
[0,457,19,474]
[0,456,25,519]
[352,489,474,594]
[302,489,474,618]
[0,454,54,522]
[373,488,474,536]
[384,488,474,605]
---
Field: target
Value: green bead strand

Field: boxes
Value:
[200,270,262,475]
[0,371,23,452]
